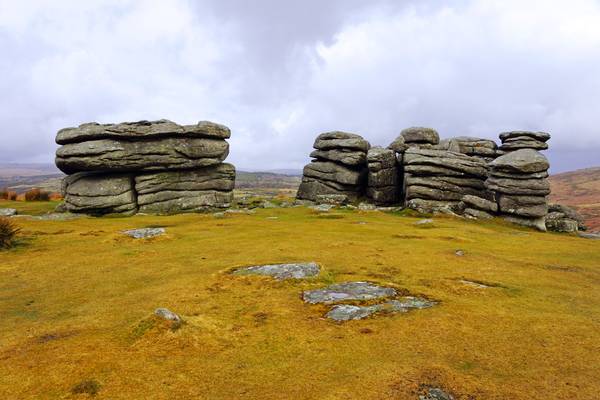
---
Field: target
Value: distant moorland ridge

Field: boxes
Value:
[549,167,600,232]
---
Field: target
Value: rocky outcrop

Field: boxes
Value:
[366,147,398,205]
[498,131,550,152]
[296,132,369,202]
[546,204,586,233]
[404,148,488,213]
[57,120,235,215]
[486,149,550,230]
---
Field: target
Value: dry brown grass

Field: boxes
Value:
[0,205,598,399]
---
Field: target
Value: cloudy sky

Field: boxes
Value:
[1,0,599,172]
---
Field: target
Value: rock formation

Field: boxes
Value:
[366,147,398,205]
[296,131,370,202]
[56,120,235,215]
[296,126,586,233]
[485,149,550,231]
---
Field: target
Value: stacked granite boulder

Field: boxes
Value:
[56,120,235,215]
[545,204,586,233]
[438,136,499,162]
[366,147,398,205]
[485,149,550,230]
[403,148,489,213]
[498,131,550,153]
[296,131,370,203]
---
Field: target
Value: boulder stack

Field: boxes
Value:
[499,131,550,152]
[296,132,370,203]
[403,148,488,213]
[439,136,499,162]
[486,149,550,230]
[546,204,586,233]
[366,147,398,205]
[56,120,235,215]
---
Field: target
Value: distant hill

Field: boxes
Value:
[549,167,600,232]
[235,171,301,189]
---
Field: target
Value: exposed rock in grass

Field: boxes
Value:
[578,232,600,240]
[123,227,165,239]
[419,387,455,400]
[326,297,436,321]
[309,204,334,212]
[415,219,434,226]
[303,282,396,304]
[315,194,349,205]
[154,308,182,322]
[234,262,320,280]
[459,279,490,288]
[0,208,17,216]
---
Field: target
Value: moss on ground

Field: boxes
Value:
[0,206,599,399]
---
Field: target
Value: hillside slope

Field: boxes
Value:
[549,167,600,232]
[0,201,599,399]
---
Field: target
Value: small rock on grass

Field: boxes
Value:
[309,204,334,212]
[326,297,436,321]
[0,208,17,216]
[234,262,320,280]
[455,250,465,256]
[419,388,455,400]
[154,308,182,322]
[123,227,165,239]
[578,232,600,240]
[415,219,434,226]
[303,281,396,304]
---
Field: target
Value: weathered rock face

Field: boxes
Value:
[400,127,440,145]
[56,120,230,144]
[442,136,499,161]
[57,120,235,216]
[546,204,586,232]
[404,148,488,213]
[366,147,398,205]
[486,148,550,230]
[498,131,550,152]
[135,163,235,214]
[56,137,228,174]
[297,131,369,202]
[62,172,137,215]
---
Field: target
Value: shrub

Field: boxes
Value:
[24,188,50,201]
[0,217,20,249]
[0,188,16,200]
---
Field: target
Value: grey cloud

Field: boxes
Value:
[0,0,599,172]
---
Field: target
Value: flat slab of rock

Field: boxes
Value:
[419,388,455,400]
[499,131,550,143]
[63,172,137,215]
[578,232,600,240]
[154,307,182,322]
[401,127,440,144]
[326,297,436,321]
[123,227,165,239]
[303,282,397,304]
[234,262,320,280]
[313,131,370,152]
[56,137,228,174]
[56,119,230,144]
[490,149,549,174]
[0,208,17,216]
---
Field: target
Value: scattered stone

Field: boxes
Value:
[261,201,277,209]
[0,208,17,216]
[303,282,396,304]
[325,297,436,321]
[123,227,166,239]
[234,262,320,280]
[578,232,600,240]
[315,194,349,205]
[265,216,279,220]
[455,250,465,256]
[419,387,455,400]
[310,204,334,212]
[34,213,83,221]
[459,279,489,288]
[415,219,434,226]
[358,202,377,211]
[154,307,182,322]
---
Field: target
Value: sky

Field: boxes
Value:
[1,0,599,173]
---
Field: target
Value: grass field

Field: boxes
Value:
[0,200,599,399]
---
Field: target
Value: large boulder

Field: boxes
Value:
[400,127,440,145]
[499,131,550,143]
[490,149,549,174]
[313,131,370,152]
[296,177,362,202]
[62,172,137,215]
[135,163,235,214]
[309,149,366,166]
[302,161,366,186]
[56,137,229,174]
[56,120,230,144]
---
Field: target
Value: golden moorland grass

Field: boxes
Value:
[0,200,599,399]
